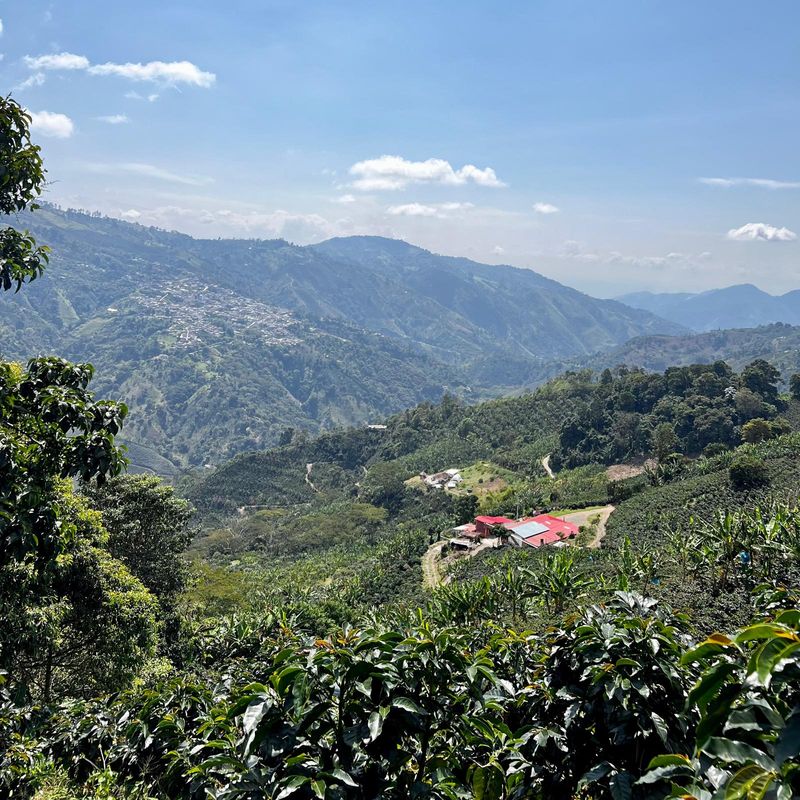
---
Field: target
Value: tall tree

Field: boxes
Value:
[84,474,195,604]
[0,96,49,291]
[0,97,157,701]
[652,421,679,460]
[741,358,781,404]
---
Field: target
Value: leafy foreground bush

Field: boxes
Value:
[2,592,798,800]
[641,594,800,800]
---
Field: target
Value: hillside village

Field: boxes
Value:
[132,278,303,349]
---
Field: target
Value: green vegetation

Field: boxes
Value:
[0,97,49,292]
[554,360,790,468]
[2,103,800,799]
[587,322,800,379]
[457,460,520,497]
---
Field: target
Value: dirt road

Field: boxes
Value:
[541,454,555,479]
[421,537,501,589]
[422,541,446,589]
[557,504,615,548]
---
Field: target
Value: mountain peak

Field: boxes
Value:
[619,283,800,331]
[313,235,431,260]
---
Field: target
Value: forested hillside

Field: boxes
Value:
[0,205,683,469]
[185,359,800,514]
[589,322,800,376]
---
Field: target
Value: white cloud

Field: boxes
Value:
[88,60,215,87]
[350,155,505,191]
[439,201,474,210]
[22,52,214,88]
[14,72,46,91]
[116,205,343,242]
[88,162,213,186]
[533,202,559,214]
[24,52,89,70]
[386,201,475,218]
[0,19,4,36]
[126,91,160,102]
[387,203,440,217]
[727,222,797,242]
[97,114,129,124]
[29,110,74,138]
[556,240,712,269]
[700,176,800,190]
[492,245,505,255]
[214,208,337,240]
[335,193,357,204]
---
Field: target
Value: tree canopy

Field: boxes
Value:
[0,96,49,291]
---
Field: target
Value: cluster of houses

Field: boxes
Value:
[420,469,463,490]
[450,514,579,550]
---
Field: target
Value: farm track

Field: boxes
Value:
[422,541,446,589]
[422,537,502,589]
[305,462,320,493]
[558,505,615,548]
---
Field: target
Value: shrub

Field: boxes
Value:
[702,441,730,458]
[729,454,770,490]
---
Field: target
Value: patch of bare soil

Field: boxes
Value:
[606,463,645,481]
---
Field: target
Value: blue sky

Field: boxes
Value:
[3,1,799,295]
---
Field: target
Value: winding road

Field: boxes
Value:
[305,462,320,494]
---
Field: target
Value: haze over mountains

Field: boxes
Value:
[0,205,685,469]
[618,284,800,331]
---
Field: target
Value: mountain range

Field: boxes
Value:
[0,205,685,470]
[6,207,800,475]
[617,284,800,331]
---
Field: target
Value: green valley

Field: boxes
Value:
[3,89,800,800]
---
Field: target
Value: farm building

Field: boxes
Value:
[507,515,579,548]
[420,468,463,489]
[474,515,517,536]
[450,514,578,549]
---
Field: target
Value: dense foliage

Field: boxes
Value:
[2,582,799,799]
[0,97,48,292]
[553,360,786,468]
[0,359,155,703]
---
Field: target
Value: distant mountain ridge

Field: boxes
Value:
[313,236,685,361]
[579,322,800,379]
[1,205,684,468]
[618,284,800,331]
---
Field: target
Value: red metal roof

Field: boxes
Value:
[522,530,563,547]
[475,516,517,526]
[530,514,579,538]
